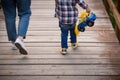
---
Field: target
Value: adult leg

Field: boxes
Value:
[16,0,31,39]
[1,0,17,42]
[15,0,31,55]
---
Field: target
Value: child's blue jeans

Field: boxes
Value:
[1,0,31,42]
[59,22,77,49]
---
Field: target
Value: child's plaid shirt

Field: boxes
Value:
[55,0,88,24]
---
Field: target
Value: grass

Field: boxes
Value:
[109,10,116,28]
[112,0,116,4]
[108,0,117,28]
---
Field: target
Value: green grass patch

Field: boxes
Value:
[113,0,116,4]
[107,0,117,28]
[109,9,116,28]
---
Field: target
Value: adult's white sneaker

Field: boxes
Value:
[15,38,28,55]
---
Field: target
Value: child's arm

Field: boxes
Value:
[54,0,58,17]
[77,0,91,13]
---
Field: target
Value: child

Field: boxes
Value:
[55,0,91,55]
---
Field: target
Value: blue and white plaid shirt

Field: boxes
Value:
[55,0,88,24]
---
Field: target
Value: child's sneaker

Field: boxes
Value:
[71,42,78,49]
[15,38,28,55]
[61,48,67,55]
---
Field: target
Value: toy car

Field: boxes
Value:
[74,10,97,36]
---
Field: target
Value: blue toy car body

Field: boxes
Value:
[78,12,97,32]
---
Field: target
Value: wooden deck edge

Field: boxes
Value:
[103,0,120,42]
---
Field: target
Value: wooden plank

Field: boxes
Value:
[0,46,119,55]
[0,68,120,76]
[0,26,114,31]
[0,42,119,47]
[0,23,113,29]
[0,35,119,43]
[0,76,120,80]
[1,65,120,70]
[0,65,120,76]
[0,55,120,59]
[0,31,117,36]
[0,18,112,25]
[0,58,119,65]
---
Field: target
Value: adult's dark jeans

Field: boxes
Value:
[1,0,31,41]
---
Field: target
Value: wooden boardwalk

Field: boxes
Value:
[0,0,120,80]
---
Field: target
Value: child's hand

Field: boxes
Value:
[86,7,91,13]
